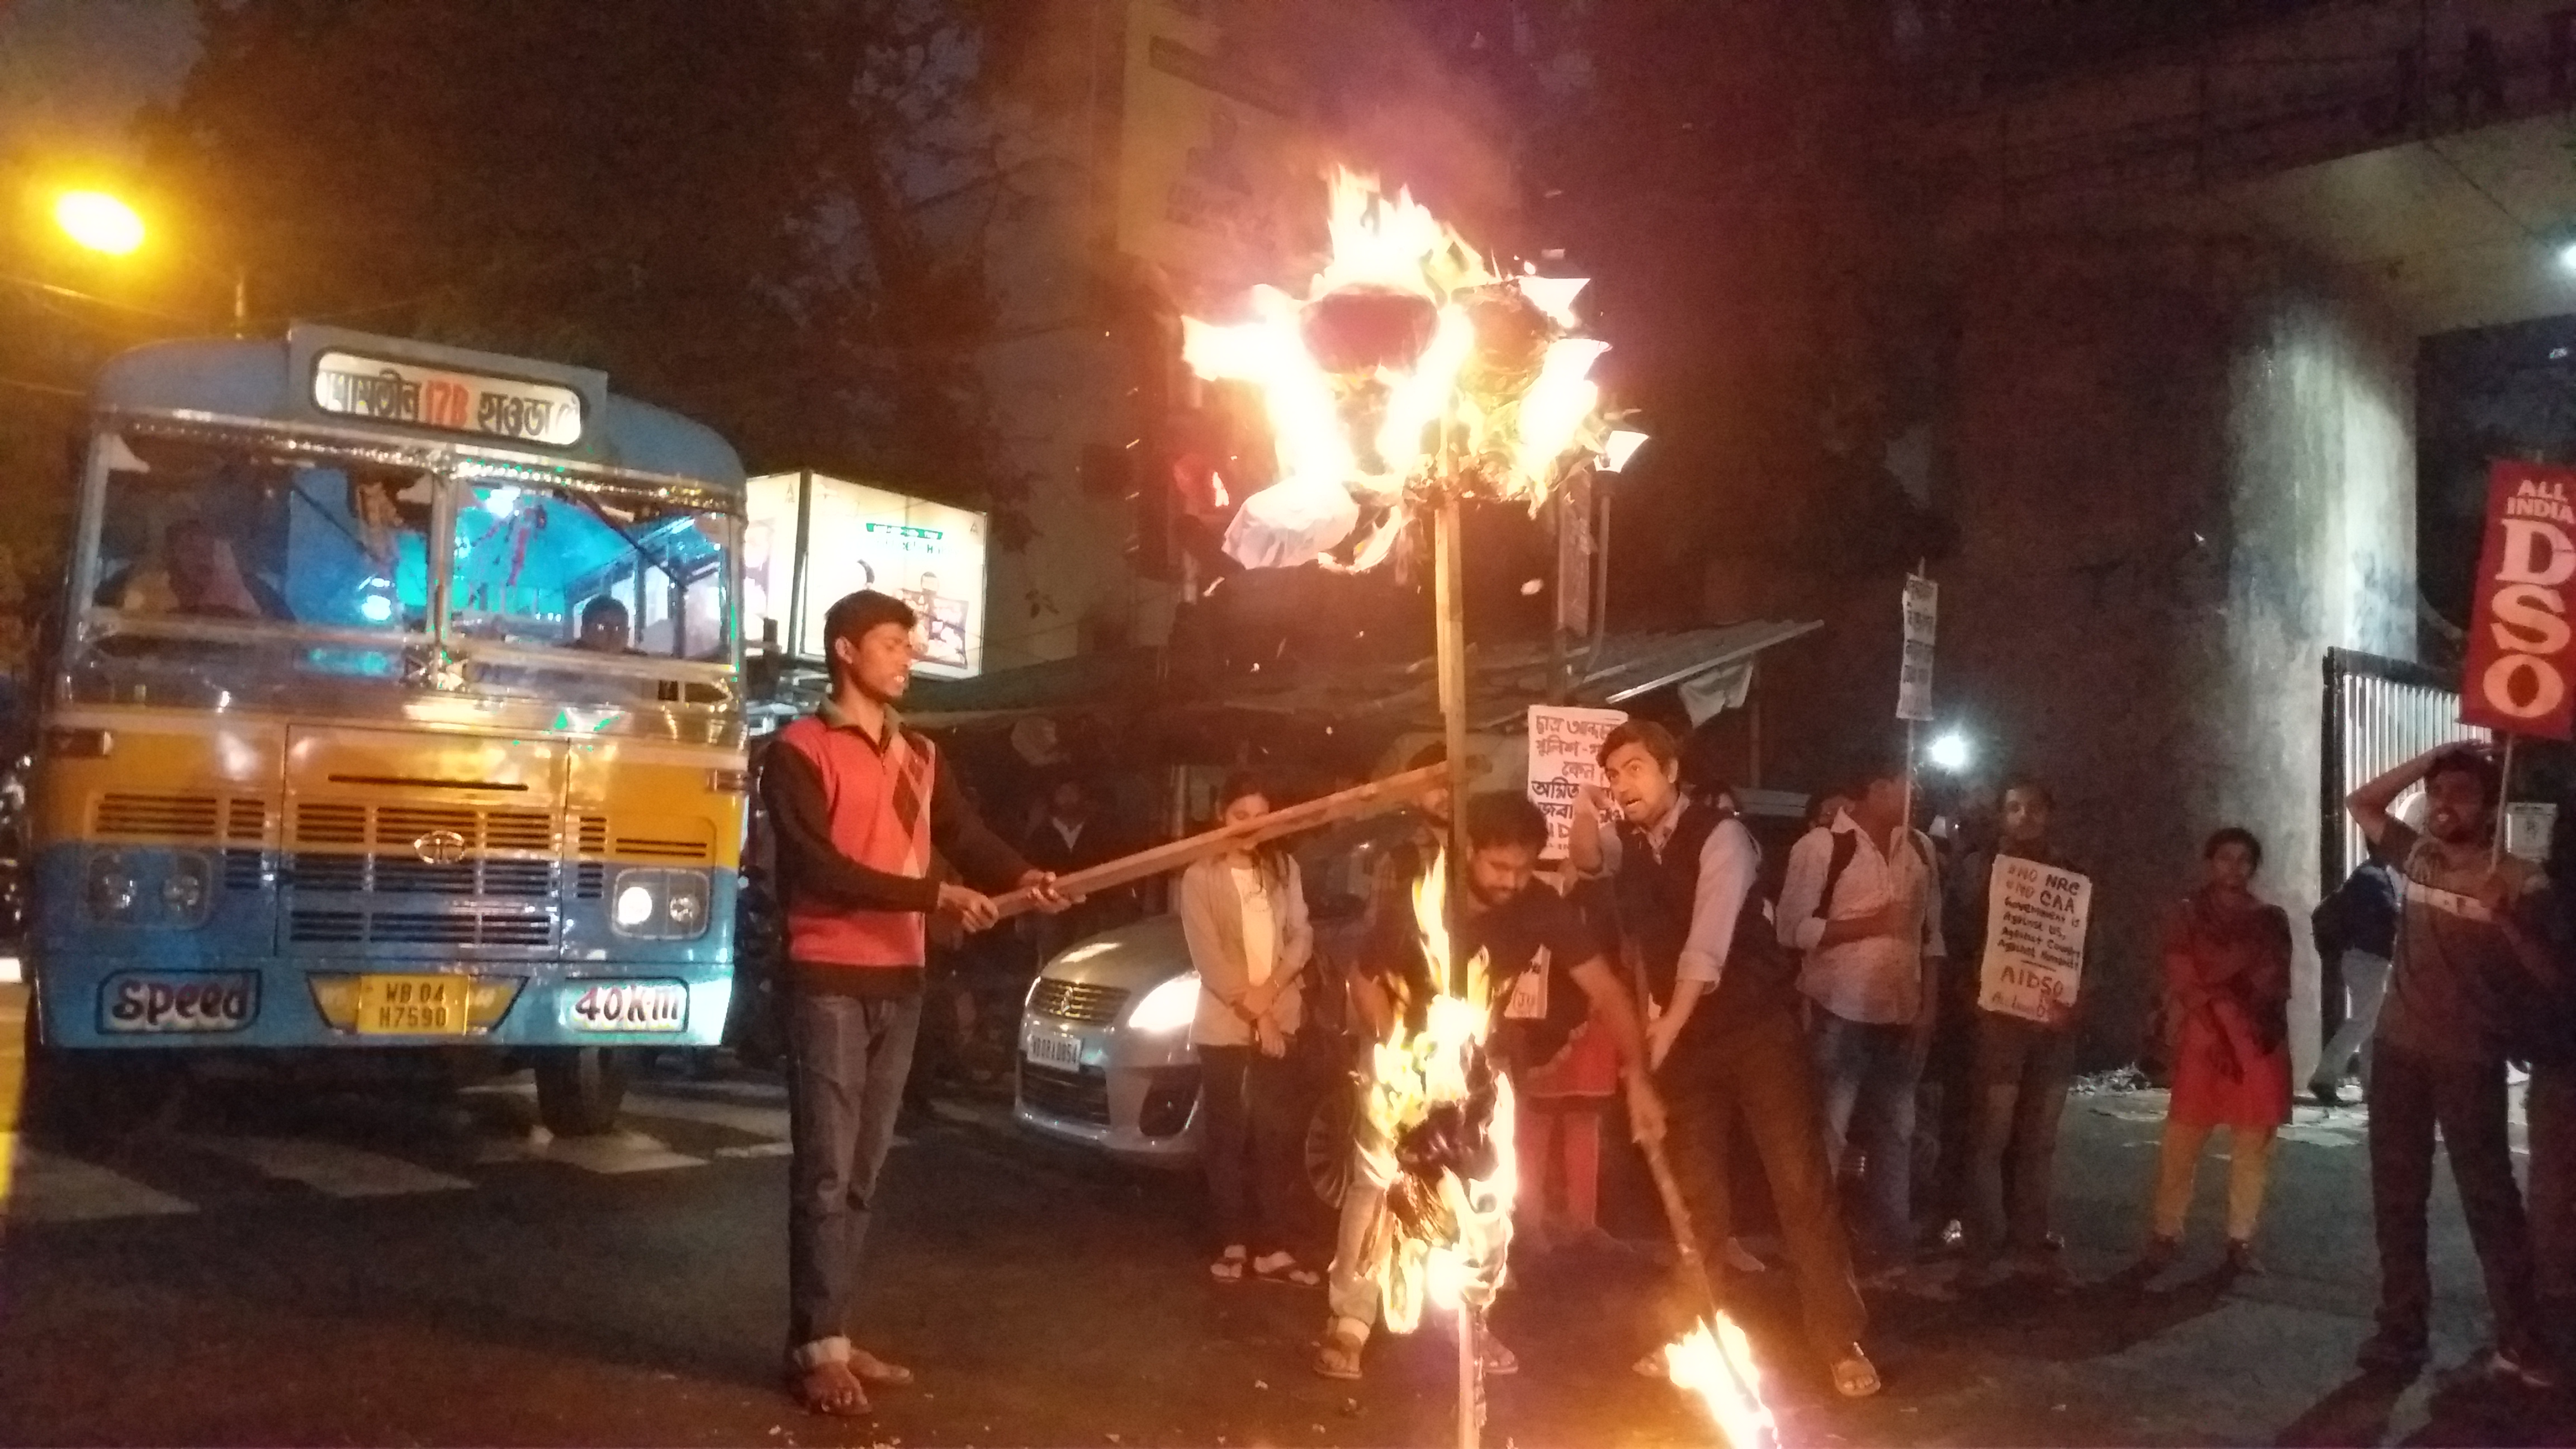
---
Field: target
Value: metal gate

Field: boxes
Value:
[2319,647,2485,897]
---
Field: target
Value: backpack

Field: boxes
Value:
[1787,826,1934,959]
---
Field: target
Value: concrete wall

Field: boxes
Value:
[1944,231,2414,1073]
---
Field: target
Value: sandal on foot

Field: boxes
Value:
[2138,1234,2181,1274]
[787,1361,871,1418]
[1313,1327,1366,1381]
[1479,1333,1519,1377]
[1210,1246,1248,1282]
[1252,1251,1322,1287]
[1830,1346,1882,1399]
[850,1348,915,1386]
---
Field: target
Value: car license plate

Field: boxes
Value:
[355,974,471,1036]
[1025,1030,1083,1071]
[566,981,689,1034]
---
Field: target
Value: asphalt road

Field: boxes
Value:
[4,980,2573,1448]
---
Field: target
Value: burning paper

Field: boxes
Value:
[1348,850,1517,1334]
[1182,169,1625,570]
[1664,1315,1779,1449]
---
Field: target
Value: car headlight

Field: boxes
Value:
[610,869,711,940]
[1125,972,1202,1034]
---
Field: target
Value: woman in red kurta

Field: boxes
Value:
[2144,827,2293,1276]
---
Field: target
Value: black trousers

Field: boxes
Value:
[2528,1062,2576,1363]
[1659,1008,1867,1354]
[2367,1043,2539,1357]
[1197,1044,1304,1256]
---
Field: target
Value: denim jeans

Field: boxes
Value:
[785,987,923,1363]
[1964,1011,2077,1262]
[1810,1006,1930,1267]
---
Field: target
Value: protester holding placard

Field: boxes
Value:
[1949,778,2087,1287]
[2141,827,2291,1279]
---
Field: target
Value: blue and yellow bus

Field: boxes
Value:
[25,325,746,1134]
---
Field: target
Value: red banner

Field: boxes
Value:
[2463,460,2576,738]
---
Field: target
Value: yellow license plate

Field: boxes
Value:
[355,974,472,1036]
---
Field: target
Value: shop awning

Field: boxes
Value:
[893,620,1819,733]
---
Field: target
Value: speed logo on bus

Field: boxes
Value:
[101,972,258,1034]
[564,981,688,1034]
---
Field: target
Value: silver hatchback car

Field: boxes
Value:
[1013,820,1399,1206]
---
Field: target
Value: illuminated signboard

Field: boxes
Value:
[311,350,585,447]
[746,472,988,680]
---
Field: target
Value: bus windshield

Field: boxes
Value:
[81,431,737,708]
[448,476,733,664]
[93,432,435,640]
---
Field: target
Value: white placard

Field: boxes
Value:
[1898,574,1938,722]
[1527,705,1627,861]
[1976,855,2091,1026]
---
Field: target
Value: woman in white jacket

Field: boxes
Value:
[1180,773,1320,1286]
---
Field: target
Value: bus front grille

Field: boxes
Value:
[286,854,557,899]
[290,908,555,949]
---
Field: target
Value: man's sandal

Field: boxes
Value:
[788,1361,870,1418]
[1830,1346,1883,1399]
[1210,1245,1248,1282]
[850,1348,915,1387]
[1313,1328,1365,1380]
[1251,1251,1321,1286]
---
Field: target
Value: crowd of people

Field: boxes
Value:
[755,586,2576,1418]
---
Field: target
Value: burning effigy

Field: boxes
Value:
[1176,165,1786,1449]
[1181,167,1629,570]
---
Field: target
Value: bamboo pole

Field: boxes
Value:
[986,761,1476,921]
[1433,486,1472,995]
[2492,733,2518,870]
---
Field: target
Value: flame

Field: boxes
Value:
[1663,1316,1778,1449]
[1352,849,1517,1336]
[1181,167,1623,570]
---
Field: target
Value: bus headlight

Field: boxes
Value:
[160,854,211,924]
[87,852,136,919]
[609,869,712,941]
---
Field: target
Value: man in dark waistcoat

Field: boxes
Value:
[1571,720,1879,1399]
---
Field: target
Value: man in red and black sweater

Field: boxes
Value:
[761,589,1062,1417]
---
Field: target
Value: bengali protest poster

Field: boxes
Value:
[1526,704,1626,861]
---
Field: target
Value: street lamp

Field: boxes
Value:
[53,190,144,257]
[1926,729,1972,773]
[48,186,247,333]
